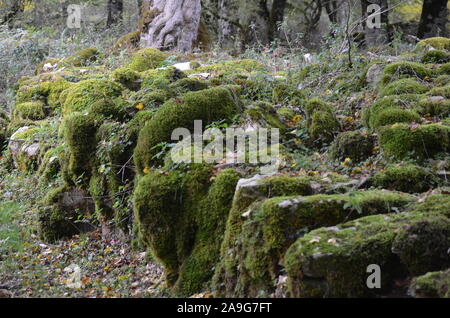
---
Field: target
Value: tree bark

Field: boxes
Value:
[268,0,287,42]
[417,0,448,39]
[107,0,124,26]
[141,0,202,52]
[1,0,24,28]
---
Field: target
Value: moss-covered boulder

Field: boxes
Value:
[370,164,438,193]
[214,189,415,297]
[134,165,240,295]
[427,85,450,98]
[422,50,450,64]
[111,67,142,90]
[38,185,95,242]
[410,269,450,298]
[305,98,339,143]
[379,79,429,97]
[113,31,141,51]
[13,101,46,121]
[415,96,450,118]
[244,102,286,132]
[38,145,65,184]
[127,48,168,72]
[285,207,450,297]
[417,37,450,51]
[328,131,376,162]
[378,123,450,160]
[381,62,433,86]
[272,83,305,106]
[134,86,241,172]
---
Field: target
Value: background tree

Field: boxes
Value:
[417,0,448,39]
[107,0,123,26]
[140,0,202,52]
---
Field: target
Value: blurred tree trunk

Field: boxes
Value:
[268,0,287,42]
[141,0,202,52]
[1,0,24,28]
[417,0,448,39]
[361,0,391,47]
[107,0,124,26]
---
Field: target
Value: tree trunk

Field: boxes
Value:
[268,0,287,42]
[417,0,448,39]
[1,0,24,28]
[107,0,124,26]
[141,0,202,52]
[362,0,391,47]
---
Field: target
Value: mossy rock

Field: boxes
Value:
[140,66,186,90]
[414,96,450,118]
[134,165,240,295]
[38,185,95,242]
[214,189,415,297]
[381,62,433,86]
[111,67,142,90]
[128,89,174,110]
[434,75,450,86]
[371,108,421,129]
[38,145,65,184]
[113,31,141,50]
[192,59,265,81]
[427,85,450,98]
[276,107,296,121]
[272,83,305,106]
[417,37,450,51]
[285,209,450,297]
[378,123,450,160]
[13,101,46,121]
[127,48,168,72]
[422,50,450,64]
[63,48,99,67]
[379,78,429,97]
[362,94,423,129]
[370,164,439,193]
[134,86,241,172]
[61,79,123,115]
[328,131,376,162]
[304,98,339,143]
[410,269,450,298]
[439,63,450,75]
[168,78,209,93]
[245,102,286,132]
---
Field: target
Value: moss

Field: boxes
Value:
[38,185,95,242]
[276,107,296,121]
[415,97,450,118]
[13,101,46,120]
[381,62,434,86]
[168,78,209,93]
[328,131,376,162]
[411,269,450,298]
[215,190,415,297]
[129,89,173,110]
[127,48,168,72]
[63,48,99,67]
[411,193,450,214]
[134,86,241,172]
[245,102,286,132]
[438,63,450,75]
[285,209,450,297]
[111,67,142,90]
[38,145,65,184]
[62,79,123,115]
[141,66,186,90]
[192,60,265,80]
[309,111,339,143]
[417,37,450,50]
[35,58,60,75]
[434,74,450,86]
[113,31,141,50]
[372,108,421,129]
[134,165,240,295]
[422,50,450,64]
[427,85,450,98]
[272,84,305,106]
[379,78,429,97]
[379,123,450,160]
[371,164,438,193]
[362,94,423,129]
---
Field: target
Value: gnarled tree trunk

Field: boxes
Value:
[417,0,448,39]
[141,0,202,52]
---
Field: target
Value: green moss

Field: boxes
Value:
[372,108,421,129]
[438,63,450,75]
[328,131,376,162]
[411,192,450,214]
[418,37,450,50]
[272,84,305,106]
[371,164,438,193]
[427,85,450,98]
[276,107,296,121]
[140,66,186,90]
[111,67,141,90]
[62,79,123,115]
[129,89,173,110]
[134,86,241,172]
[379,123,450,160]
[415,97,450,117]
[38,185,95,242]
[215,190,415,297]
[309,111,339,143]
[285,209,450,297]
[379,79,429,97]
[411,269,450,298]
[63,48,99,67]
[127,48,168,72]
[168,78,209,93]
[113,31,141,50]
[434,75,450,86]
[245,102,286,132]
[38,145,65,184]
[381,62,434,86]
[422,50,450,64]
[13,101,46,120]
[192,59,265,81]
